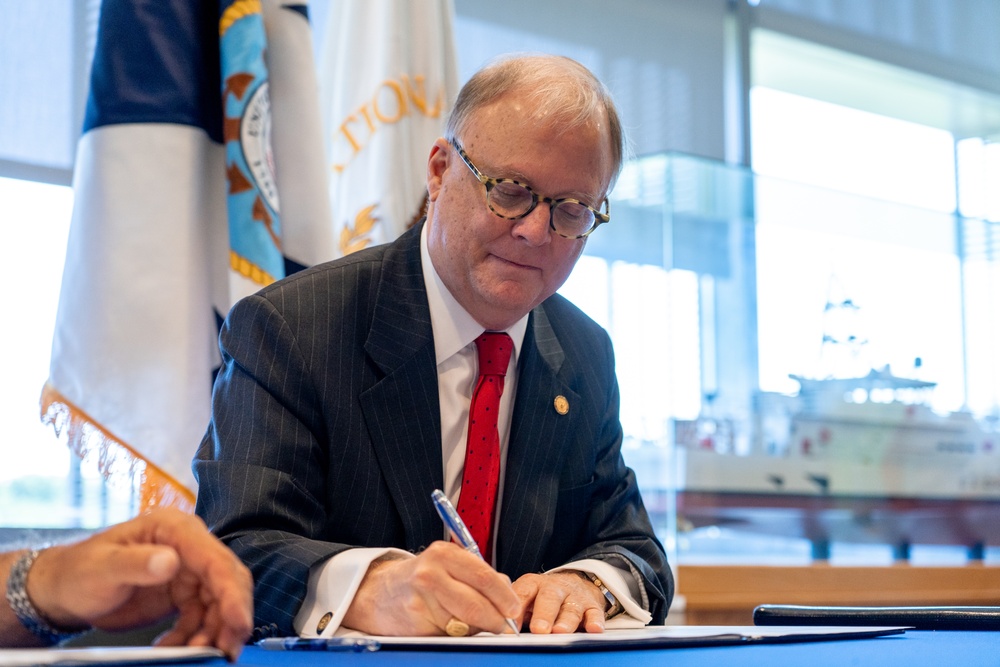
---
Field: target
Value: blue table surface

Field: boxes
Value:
[214,631,1000,667]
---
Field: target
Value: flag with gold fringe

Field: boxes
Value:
[42,0,332,513]
[320,0,459,256]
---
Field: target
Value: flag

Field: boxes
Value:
[41,0,333,513]
[320,0,459,256]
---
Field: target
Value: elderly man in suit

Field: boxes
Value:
[194,53,673,639]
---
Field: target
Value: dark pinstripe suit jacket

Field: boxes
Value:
[194,223,673,635]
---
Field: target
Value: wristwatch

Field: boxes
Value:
[586,573,624,620]
[6,549,87,645]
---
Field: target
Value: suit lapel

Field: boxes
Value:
[360,226,444,551]
[496,304,578,575]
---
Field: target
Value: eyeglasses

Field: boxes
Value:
[450,139,610,239]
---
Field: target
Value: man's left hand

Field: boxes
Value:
[511,571,607,634]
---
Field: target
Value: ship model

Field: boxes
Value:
[672,288,1000,553]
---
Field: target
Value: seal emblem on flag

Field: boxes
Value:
[240,82,279,215]
[220,0,284,285]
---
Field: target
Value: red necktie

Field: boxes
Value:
[456,332,513,560]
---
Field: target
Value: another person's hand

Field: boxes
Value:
[25,509,252,660]
[512,570,608,634]
[341,541,521,636]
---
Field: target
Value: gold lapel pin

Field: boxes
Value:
[554,395,569,415]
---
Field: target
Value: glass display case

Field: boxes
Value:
[560,152,1000,565]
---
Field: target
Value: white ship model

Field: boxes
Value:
[676,287,1000,501]
[677,369,1000,500]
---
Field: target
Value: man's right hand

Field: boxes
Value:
[340,541,521,636]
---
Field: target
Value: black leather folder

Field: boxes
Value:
[754,604,1000,630]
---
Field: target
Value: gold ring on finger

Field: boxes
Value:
[445,617,470,637]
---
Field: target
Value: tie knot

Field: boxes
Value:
[474,332,513,377]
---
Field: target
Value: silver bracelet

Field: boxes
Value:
[6,549,87,646]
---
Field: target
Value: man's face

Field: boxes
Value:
[425,91,614,331]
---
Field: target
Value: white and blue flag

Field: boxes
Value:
[42,0,332,511]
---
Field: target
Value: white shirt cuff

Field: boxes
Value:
[292,547,413,637]
[546,558,653,627]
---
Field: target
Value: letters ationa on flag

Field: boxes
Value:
[41,0,332,512]
[320,0,460,256]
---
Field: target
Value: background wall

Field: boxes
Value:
[451,0,730,161]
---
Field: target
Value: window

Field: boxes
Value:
[752,87,965,413]
[0,177,135,528]
[1,178,73,525]
[567,57,1000,567]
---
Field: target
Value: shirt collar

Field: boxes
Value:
[420,223,528,365]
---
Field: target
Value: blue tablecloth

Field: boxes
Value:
[220,631,1000,667]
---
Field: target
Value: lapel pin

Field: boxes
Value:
[554,395,569,415]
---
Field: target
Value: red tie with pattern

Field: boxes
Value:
[456,332,513,560]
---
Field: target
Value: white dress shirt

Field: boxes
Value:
[293,225,650,636]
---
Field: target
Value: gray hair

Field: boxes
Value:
[445,54,629,187]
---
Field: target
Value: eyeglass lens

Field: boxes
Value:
[486,182,596,237]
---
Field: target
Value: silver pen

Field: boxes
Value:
[431,489,521,635]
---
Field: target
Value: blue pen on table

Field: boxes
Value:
[431,489,521,635]
[257,637,381,652]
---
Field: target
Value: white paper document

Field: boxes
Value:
[0,646,224,666]
[342,625,908,651]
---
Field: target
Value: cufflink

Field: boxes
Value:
[316,611,333,634]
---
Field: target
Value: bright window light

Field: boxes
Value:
[751,87,957,213]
